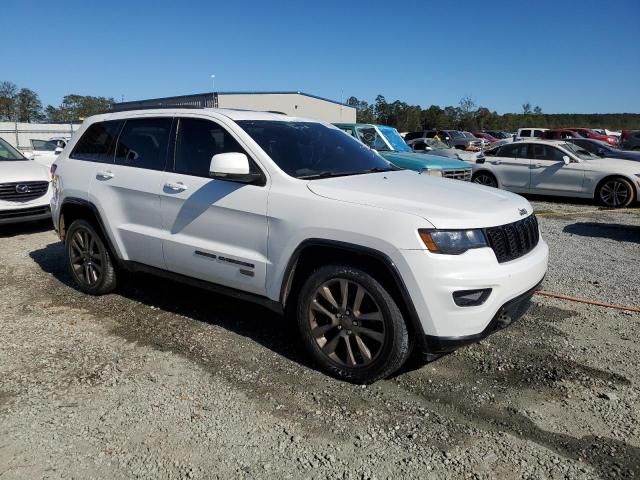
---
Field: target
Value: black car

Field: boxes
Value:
[621,131,640,151]
[564,138,640,162]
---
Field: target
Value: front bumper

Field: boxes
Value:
[424,280,540,354]
[0,205,51,224]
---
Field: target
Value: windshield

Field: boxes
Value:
[237,121,393,179]
[562,142,599,160]
[448,131,464,139]
[355,126,390,151]
[0,138,26,161]
[427,139,452,150]
[463,132,476,139]
[377,125,412,152]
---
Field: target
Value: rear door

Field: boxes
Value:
[88,116,173,269]
[159,116,269,296]
[528,144,585,194]
[488,142,531,191]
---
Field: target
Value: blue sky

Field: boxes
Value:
[3,0,639,114]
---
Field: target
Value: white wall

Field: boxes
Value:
[0,122,80,150]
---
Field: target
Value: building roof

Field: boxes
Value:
[114,91,353,109]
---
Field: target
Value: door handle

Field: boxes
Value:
[96,170,114,179]
[491,160,502,165]
[532,163,543,168]
[164,181,188,192]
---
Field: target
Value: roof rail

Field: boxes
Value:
[107,104,205,113]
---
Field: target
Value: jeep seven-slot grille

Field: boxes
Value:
[443,168,472,181]
[0,181,49,202]
[485,214,539,263]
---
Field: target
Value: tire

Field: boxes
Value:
[296,265,410,383]
[65,219,117,295]
[472,171,498,188]
[596,177,635,208]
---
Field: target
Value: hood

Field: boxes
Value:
[379,151,469,170]
[307,170,532,229]
[582,157,640,172]
[0,160,50,183]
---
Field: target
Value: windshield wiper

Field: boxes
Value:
[299,167,394,180]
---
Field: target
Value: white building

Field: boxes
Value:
[112,91,356,123]
[0,122,79,150]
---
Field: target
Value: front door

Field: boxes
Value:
[528,144,585,194]
[159,116,269,296]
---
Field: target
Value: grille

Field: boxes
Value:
[485,214,539,263]
[0,181,49,202]
[443,168,472,181]
[0,205,50,220]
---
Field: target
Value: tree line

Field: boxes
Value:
[2,79,639,131]
[346,95,640,132]
[0,81,114,123]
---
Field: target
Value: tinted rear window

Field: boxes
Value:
[71,121,123,162]
[519,129,531,137]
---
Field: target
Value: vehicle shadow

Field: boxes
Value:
[0,219,52,238]
[28,242,312,370]
[563,222,640,243]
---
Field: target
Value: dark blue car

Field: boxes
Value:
[565,138,640,162]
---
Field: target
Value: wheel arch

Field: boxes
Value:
[472,168,500,188]
[280,239,426,346]
[593,174,638,203]
[59,197,122,264]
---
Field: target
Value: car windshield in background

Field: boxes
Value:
[448,131,464,139]
[0,139,26,161]
[463,132,476,139]
[377,125,412,152]
[562,142,598,160]
[237,121,393,179]
[427,139,451,149]
[355,126,391,151]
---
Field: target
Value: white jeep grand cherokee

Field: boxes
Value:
[51,108,548,383]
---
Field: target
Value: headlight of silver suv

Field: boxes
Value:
[419,229,487,254]
[419,168,443,177]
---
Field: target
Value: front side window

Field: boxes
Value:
[174,118,257,177]
[115,118,172,170]
[70,120,123,163]
[529,144,566,161]
[0,138,26,161]
[237,121,393,179]
[520,129,531,137]
[355,126,390,151]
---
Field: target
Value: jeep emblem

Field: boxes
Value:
[15,184,29,194]
[518,208,527,216]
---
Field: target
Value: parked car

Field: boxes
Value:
[406,130,482,150]
[484,131,513,141]
[406,138,479,161]
[564,128,617,146]
[620,130,640,151]
[0,137,52,224]
[473,132,499,143]
[541,129,581,140]
[334,123,472,180]
[23,137,69,167]
[51,108,548,383]
[564,138,640,161]
[515,128,548,141]
[471,140,640,207]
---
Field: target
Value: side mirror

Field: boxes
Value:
[54,147,63,155]
[209,152,263,184]
[562,155,571,165]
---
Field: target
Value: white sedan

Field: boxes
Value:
[470,140,640,208]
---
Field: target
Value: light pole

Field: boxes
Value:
[211,74,216,107]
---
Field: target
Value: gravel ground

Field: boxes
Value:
[1,198,639,479]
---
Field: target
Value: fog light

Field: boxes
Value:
[453,288,492,307]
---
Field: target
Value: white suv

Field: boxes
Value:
[51,108,548,383]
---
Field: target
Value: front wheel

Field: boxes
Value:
[65,219,117,295]
[296,265,410,383]
[473,171,498,188]
[596,177,634,208]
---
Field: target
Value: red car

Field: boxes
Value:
[541,129,581,140]
[472,132,498,143]
[565,128,617,145]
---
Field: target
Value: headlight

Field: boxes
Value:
[419,229,487,254]
[420,168,443,177]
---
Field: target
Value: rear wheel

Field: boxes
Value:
[472,171,498,188]
[596,177,634,208]
[65,219,117,295]
[296,265,410,383]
